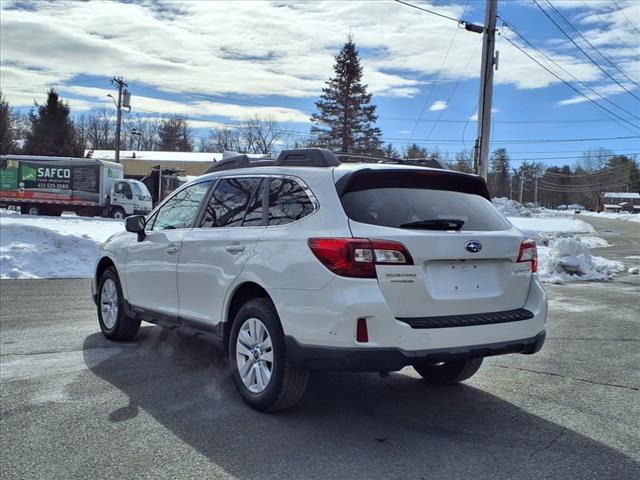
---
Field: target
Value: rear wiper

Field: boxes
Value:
[399,219,465,230]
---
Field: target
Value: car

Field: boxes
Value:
[92,148,547,412]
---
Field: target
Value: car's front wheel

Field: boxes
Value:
[413,357,483,385]
[97,267,141,341]
[229,298,308,411]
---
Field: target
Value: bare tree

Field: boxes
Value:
[241,115,283,154]
[200,116,285,155]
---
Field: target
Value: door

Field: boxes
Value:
[125,180,211,316]
[178,177,265,325]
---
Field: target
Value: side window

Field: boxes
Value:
[200,177,263,228]
[122,183,132,199]
[151,181,211,231]
[114,182,124,194]
[267,178,315,226]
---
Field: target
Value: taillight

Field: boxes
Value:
[307,238,413,278]
[517,239,538,273]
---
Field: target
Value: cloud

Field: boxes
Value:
[1,0,638,116]
[469,108,499,121]
[63,86,310,123]
[429,101,447,112]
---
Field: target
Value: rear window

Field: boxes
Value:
[340,187,510,232]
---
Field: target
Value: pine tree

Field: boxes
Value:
[449,151,474,174]
[24,89,83,157]
[311,36,382,156]
[0,91,17,154]
[488,148,511,198]
[382,143,400,159]
[403,143,429,159]
[158,115,193,151]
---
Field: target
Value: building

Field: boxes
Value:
[601,192,640,213]
[86,150,222,177]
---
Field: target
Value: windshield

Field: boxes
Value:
[130,181,151,200]
[341,187,511,232]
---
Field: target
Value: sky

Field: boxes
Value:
[1,0,639,168]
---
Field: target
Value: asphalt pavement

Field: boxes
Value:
[1,216,639,480]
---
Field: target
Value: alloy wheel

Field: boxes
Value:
[100,278,119,329]
[236,317,274,393]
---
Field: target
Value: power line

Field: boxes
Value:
[407,0,469,141]
[497,31,640,133]
[545,0,640,90]
[499,16,640,124]
[533,0,640,103]
[425,33,480,142]
[394,0,461,23]
[580,1,640,57]
[612,0,640,37]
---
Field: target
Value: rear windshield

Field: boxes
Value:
[340,188,511,231]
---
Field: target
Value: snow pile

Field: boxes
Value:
[492,197,532,217]
[579,211,640,224]
[0,212,124,279]
[537,237,624,284]
[508,216,595,236]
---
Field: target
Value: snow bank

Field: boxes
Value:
[508,216,595,235]
[579,211,640,224]
[537,237,624,284]
[490,201,626,283]
[0,212,124,279]
[492,197,531,217]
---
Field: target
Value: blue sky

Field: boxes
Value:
[1,0,639,167]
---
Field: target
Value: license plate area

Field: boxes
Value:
[425,260,502,298]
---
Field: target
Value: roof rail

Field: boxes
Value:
[202,148,340,174]
[275,148,340,167]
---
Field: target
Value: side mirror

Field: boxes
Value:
[125,215,146,241]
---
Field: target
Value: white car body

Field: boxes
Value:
[93,150,546,377]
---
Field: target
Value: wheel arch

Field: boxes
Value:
[95,255,128,301]
[225,281,274,349]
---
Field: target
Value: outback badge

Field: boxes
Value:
[465,240,482,253]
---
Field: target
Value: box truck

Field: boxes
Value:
[0,155,152,218]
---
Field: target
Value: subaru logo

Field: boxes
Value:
[465,241,482,253]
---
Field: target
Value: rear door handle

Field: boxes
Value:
[225,244,245,254]
[165,244,179,254]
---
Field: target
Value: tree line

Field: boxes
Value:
[1,35,637,210]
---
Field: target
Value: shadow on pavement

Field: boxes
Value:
[83,327,640,480]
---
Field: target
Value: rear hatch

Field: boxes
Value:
[335,167,532,318]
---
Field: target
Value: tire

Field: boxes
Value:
[21,205,40,215]
[111,207,125,220]
[97,267,141,341]
[413,357,483,385]
[42,207,62,216]
[229,298,309,412]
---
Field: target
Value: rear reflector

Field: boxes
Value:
[356,318,369,342]
[307,238,413,278]
[517,239,538,273]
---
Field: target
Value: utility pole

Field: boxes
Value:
[534,175,538,206]
[475,0,498,180]
[509,175,513,200]
[519,174,524,204]
[110,77,129,164]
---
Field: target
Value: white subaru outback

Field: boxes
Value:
[92,148,547,411]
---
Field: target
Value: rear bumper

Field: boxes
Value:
[286,330,546,372]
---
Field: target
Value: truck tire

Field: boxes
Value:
[413,357,483,385]
[229,298,309,412]
[110,207,125,219]
[21,205,40,215]
[97,267,141,341]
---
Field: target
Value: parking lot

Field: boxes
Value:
[1,217,639,480]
